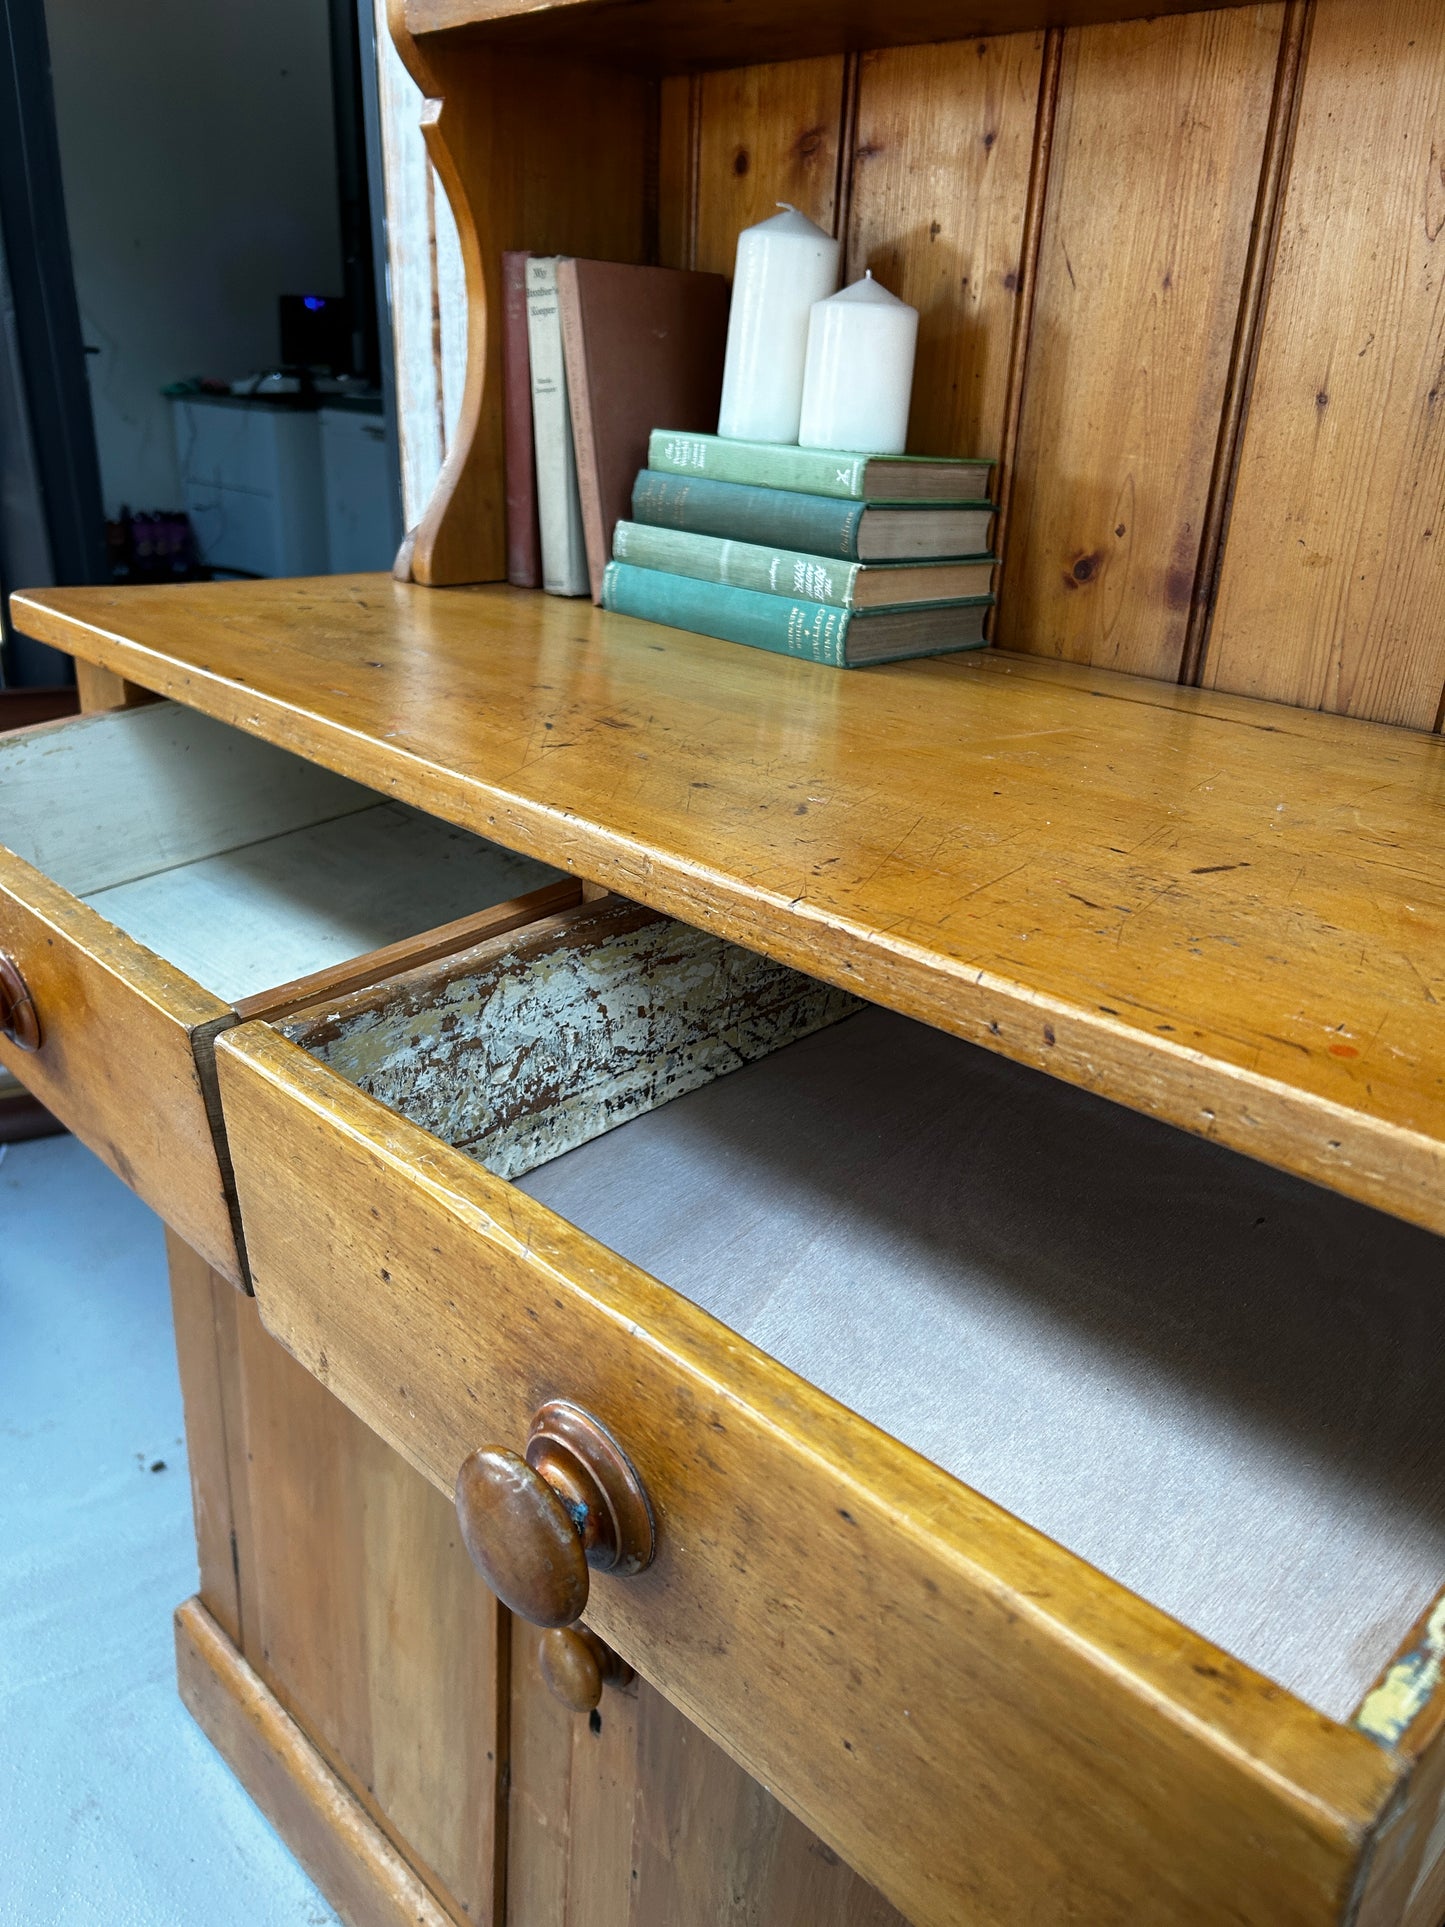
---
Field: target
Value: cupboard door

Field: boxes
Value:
[507,1621,906,1927]
[232,1294,510,1925]
[169,1239,509,1926]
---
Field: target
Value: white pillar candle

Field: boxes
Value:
[717,203,840,444]
[798,271,919,455]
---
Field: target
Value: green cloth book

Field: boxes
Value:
[601,561,992,667]
[631,470,994,563]
[648,429,994,503]
[612,521,995,610]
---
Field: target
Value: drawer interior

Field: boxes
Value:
[0,706,560,1001]
[279,918,1445,1727]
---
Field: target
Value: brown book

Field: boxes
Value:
[557,258,729,603]
[502,249,542,588]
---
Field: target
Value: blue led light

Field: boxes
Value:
[302,295,326,312]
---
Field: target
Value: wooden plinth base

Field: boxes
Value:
[174,1598,454,1927]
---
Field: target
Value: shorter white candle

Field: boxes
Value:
[718,203,840,444]
[798,271,919,455]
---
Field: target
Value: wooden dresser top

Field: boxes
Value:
[14,572,1445,1236]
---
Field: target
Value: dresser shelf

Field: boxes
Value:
[14,571,1445,1240]
[401,0,1257,69]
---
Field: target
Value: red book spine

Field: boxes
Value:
[502,250,542,588]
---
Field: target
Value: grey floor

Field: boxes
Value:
[0,1132,339,1927]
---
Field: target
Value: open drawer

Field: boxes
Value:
[0,702,572,1283]
[215,909,1445,1926]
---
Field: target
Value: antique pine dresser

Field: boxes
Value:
[6,1,1445,1921]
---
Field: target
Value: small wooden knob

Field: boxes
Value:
[0,954,40,1052]
[455,1400,654,1629]
[538,1626,634,1714]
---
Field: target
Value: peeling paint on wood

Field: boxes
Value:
[282,900,860,1180]
[1357,1595,1445,1748]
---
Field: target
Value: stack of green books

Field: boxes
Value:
[600,429,997,668]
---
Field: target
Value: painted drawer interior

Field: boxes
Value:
[267,907,1445,1728]
[0,703,560,1003]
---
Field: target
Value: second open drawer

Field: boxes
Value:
[0,702,572,1283]
[214,898,1445,1927]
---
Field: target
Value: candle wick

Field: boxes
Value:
[775,201,798,213]
[865,269,874,280]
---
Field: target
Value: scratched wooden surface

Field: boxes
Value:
[1202,0,1445,726]
[15,574,1445,1240]
[284,897,859,1180]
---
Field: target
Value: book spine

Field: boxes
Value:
[602,563,852,666]
[612,522,862,608]
[501,251,541,589]
[555,258,606,603]
[648,429,868,499]
[630,471,865,561]
[525,258,589,597]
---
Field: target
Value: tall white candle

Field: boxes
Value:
[717,203,840,444]
[798,271,919,455]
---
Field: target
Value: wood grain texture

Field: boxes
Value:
[175,1598,458,1927]
[655,74,698,272]
[232,877,581,1022]
[167,1232,246,1645]
[18,573,1445,1238]
[0,845,241,1279]
[989,25,1062,612]
[1178,0,1312,687]
[73,658,157,712]
[846,33,1044,463]
[403,0,1273,73]
[997,6,1284,678]
[693,57,847,276]
[218,1020,1406,1927]
[385,18,649,584]
[231,1294,507,1926]
[1203,0,1445,726]
[507,1621,904,1925]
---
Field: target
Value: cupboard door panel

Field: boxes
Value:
[997,6,1283,676]
[1204,0,1445,727]
[506,1623,906,1927]
[233,1296,507,1926]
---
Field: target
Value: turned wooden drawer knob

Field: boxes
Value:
[454,1399,654,1628]
[538,1626,634,1713]
[0,954,40,1052]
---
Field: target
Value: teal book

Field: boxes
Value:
[600,561,991,667]
[612,520,995,610]
[631,470,994,563]
[647,429,994,503]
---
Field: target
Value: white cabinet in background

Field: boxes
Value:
[171,397,329,577]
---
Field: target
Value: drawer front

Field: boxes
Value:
[216,1020,1398,1927]
[0,846,239,1278]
